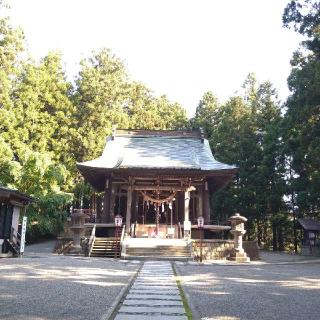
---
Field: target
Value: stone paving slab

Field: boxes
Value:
[136,275,175,278]
[131,285,179,291]
[114,314,188,320]
[118,306,185,314]
[115,261,187,319]
[126,293,181,300]
[123,299,183,306]
[135,279,175,282]
[129,289,180,294]
[133,283,177,286]
[138,272,172,274]
[134,284,177,287]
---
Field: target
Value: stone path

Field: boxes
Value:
[114,261,187,320]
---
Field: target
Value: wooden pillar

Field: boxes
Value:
[203,181,210,223]
[132,191,138,222]
[102,178,111,223]
[174,196,179,224]
[184,191,191,238]
[96,195,102,222]
[198,185,203,219]
[126,187,133,235]
[178,192,185,222]
[109,183,116,222]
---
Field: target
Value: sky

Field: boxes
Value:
[6,0,302,117]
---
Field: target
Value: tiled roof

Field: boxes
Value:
[78,130,236,172]
[0,185,33,203]
[298,218,320,231]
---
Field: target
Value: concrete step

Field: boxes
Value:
[126,250,190,255]
[123,255,191,261]
[123,237,192,261]
[123,238,188,247]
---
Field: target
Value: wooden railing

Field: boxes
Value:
[120,225,125,243]
[10,227,21,247]
[7,227,22,255]
[119,225,125,258]
[88,224,96,257]
[54,238,73,254]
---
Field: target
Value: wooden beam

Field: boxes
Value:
[132,185,196,192]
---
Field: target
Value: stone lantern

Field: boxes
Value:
[70,210,86,253]
[228,213,250,262]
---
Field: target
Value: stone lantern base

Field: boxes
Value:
[228,250,250,263]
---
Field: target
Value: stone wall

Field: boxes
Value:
[192,240,259,261]
[192,240,234,260]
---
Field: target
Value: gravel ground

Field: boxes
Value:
[0,252,140,320]
[24,240,57,256]
[176,254,320,320]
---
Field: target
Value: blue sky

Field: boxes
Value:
[8,0,301,116]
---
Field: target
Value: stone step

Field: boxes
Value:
[123,255,191,261]
[127,251,189,254]
[126,253,190,258]
[126,249,189,252]
[126,250,190,254]
[91,253,120,257]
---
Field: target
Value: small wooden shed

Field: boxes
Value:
[0,186,33,256]
[298,218,320,256]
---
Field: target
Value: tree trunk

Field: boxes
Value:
[272,223,278,251]
[257,218,262,247]
[278,226,284,251]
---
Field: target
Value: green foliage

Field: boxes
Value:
[74,49,130,161]
[0,13,188,240]
[283,0,320,54]
[191,91,220,142]
[74,49,188,161]
[26,192,73,241]
[193,74,285,246]
[282,0,320,218]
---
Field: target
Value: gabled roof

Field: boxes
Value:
[77,129,236,172]
[298,218,320,232]
[0,185,33,205]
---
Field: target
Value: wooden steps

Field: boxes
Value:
[90,237,121,258]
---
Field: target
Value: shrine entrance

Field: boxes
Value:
[77,129,237,240]
[108,175,204,239]
[134,190,178,238]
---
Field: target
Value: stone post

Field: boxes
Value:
[228,213,250,262]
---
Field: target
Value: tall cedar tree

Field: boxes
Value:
[282,0,320,219]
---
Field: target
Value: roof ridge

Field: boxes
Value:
[115,129,202,138]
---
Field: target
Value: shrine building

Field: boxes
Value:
[77,129,236,239]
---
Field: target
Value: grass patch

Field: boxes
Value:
[172,263,193,320]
